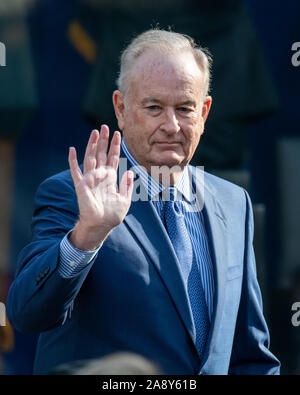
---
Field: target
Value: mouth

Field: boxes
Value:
[154,142,181,146]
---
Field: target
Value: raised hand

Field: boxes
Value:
[68,125,134,251]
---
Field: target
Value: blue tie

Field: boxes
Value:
[163,187,209,357]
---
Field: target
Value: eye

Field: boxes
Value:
[178,107,192,113]
[147,105,161,111]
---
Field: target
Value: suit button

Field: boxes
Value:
[36,266,50,285]
[43,266,50,275]
[36,276,41,284]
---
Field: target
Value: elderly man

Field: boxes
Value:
[7,29,280,375]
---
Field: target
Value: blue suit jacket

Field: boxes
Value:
[7,163,280,375]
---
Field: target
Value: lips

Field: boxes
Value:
[155,142,181,145]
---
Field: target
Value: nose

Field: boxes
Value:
[160,108,181,135]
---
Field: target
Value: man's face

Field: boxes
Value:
[113,50,212,173]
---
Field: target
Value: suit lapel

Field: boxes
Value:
[195,170,229,365]
[124,196,197,345]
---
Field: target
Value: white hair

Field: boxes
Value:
[116,29,212,102]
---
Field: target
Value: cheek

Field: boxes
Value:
[123,114,153,148]
[183,119,203,147]
[189,133,201,153]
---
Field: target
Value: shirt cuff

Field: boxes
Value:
[58,230,102,278]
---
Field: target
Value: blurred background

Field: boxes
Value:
[0,0,299,375]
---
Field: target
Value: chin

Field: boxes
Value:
[153,153,184,168]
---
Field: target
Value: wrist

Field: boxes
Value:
[69,221,111,251]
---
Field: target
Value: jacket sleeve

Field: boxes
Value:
[6,174,95,333]
[228,189,280,375]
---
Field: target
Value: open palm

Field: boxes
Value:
[68,125,133,250]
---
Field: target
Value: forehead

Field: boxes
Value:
[129,50,204,101]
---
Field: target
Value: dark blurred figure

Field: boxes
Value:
[0,0,37,374]
[49,352,162,375]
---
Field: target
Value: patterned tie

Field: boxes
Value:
[163,187,209,358]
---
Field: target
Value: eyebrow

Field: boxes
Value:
[141,97,197,107]
[141,97,161,105]
[177,100,197,107]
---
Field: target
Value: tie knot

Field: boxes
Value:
[162,187,185,218]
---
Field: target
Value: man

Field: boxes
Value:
[7,29,280,374]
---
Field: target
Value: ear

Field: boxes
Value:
[113,90,126,131]
[201,96,212,123]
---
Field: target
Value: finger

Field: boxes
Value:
[101,167,117,189]
[119,170,134,200]
[96,125,109,167]
[68,147,83,186]
[83,129,99,174]
[107,131,121,170]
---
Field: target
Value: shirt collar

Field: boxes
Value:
[121,138,194,202]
